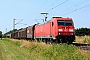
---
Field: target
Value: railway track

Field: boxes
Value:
[72,43,90,52]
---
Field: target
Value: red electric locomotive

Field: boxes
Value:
[34,17,75,43]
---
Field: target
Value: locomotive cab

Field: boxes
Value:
[51,17,75,43]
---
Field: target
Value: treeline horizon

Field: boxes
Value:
[75,27,90,36]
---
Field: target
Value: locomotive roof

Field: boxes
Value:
[52,17,72,20]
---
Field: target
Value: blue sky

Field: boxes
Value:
[0,0,90,34]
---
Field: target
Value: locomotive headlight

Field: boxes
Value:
[59,33,61,35]
[69,29,73,32]
[58,29,62,32]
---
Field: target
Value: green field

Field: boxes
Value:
[0,38,90,60]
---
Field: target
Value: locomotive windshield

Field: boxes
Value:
[58,20,73,26]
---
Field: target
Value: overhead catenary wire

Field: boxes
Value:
[31,0,49,23]
[31,0,48,16]
[51,0,89,16]
[35,0,58,19]
[51,0,59,5]
[65,0,89,11]
[47,0,69,12]
[35,19,40,24]
[15,19,23,25]
[34,0,90,23]
[42,0,59,11]
[34,0,69,23]
[61,4,90,16]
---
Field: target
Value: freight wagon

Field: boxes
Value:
[11,25,35,40]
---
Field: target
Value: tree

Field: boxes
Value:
[0,31,2,39]
[4,29,17,37]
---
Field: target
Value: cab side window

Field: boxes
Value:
[52,22,54,26]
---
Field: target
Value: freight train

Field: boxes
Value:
[11,17,75,43]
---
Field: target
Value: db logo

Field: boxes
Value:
[64,29,67,31]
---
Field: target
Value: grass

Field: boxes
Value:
[76,36,90,44]
[0,38,32,60]
[0,38,90,60]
